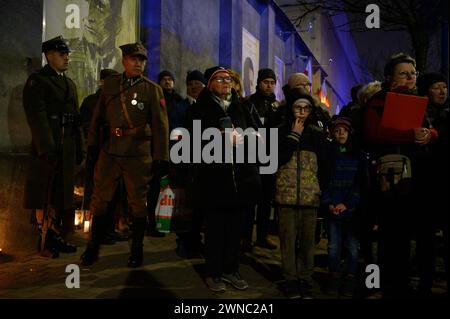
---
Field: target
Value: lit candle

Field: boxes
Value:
[83,220,90,233]
[74,211,81,226]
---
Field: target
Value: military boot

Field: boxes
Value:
[80,215,107,266]
[55,210,77,253]
[127,217,146,268]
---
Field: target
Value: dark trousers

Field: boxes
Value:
[327,219,359,275]
[414,216,436,293]
[243,174,275,241]
[205,206,245,277]
[176,208,204,249]
[378,194,413,298]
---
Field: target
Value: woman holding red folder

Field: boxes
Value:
[363,53,436,299]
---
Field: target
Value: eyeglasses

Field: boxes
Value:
[213,76,232,83]
[293,105,312,112]
[299,82,312,87]
[397,71,419,79]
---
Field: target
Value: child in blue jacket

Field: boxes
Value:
[321,117,360,297]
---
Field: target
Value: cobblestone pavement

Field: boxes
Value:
[0,230,447,299]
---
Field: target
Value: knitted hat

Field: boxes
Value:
[186,69,206,85]
[416,72,448,96]
[158,70,175,83]
[204,66,230,88]
[331,117,353,133]
[293,98,312,108]
[257,68,276,85]
[287,89,315,108]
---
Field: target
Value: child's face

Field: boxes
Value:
[292,102,311,122]
[333,126,349,145]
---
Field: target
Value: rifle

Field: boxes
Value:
[39,112,71,257]
[39,165,58,258]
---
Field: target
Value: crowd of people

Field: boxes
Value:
[23,36,448,299]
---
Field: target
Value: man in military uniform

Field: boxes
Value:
[23,36,82,257]
[79,68,129,245]
[80,42,169,268]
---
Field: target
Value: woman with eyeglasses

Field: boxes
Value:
[185,66,262,293]
[274,90,331,299]
[362,53,438,298]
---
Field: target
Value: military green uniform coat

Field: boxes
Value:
[87,73,169,217]
[23,64,82,210]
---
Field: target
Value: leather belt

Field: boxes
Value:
[111,125,148,137]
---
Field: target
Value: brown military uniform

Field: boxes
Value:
[87,72,169,218]
[23,64,82,210]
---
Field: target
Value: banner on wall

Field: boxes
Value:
[43,0,139,103]
[273,56,285,102]
[242,28,260,97]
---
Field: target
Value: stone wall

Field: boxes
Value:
[0,0,42,153]
[0,154,36,252]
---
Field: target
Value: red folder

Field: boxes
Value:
[381,92,428,130]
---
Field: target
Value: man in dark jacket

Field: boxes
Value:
[158,70,184,132]
[23,36,82,257]
[187,66,261,292]
[242,68,283,251]
[174,70,206,259]
[145,70,185,238]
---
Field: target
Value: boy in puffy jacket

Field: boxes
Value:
[275,90,330,299]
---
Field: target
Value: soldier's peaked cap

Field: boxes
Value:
[119,42,148,60]
[42,36,71,53]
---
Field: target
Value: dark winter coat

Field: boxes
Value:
[321,143,360,220]
[163,89,184,132]
[79,89,101,139]
[242,90,283,129]
[186,89,262,208]
[23,64,83,210]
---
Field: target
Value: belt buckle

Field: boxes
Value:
[114,128,123,137]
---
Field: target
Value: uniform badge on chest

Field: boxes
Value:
[131,92,144,110]
[131,92,138,106]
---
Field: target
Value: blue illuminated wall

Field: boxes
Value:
[139,0,369,111]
